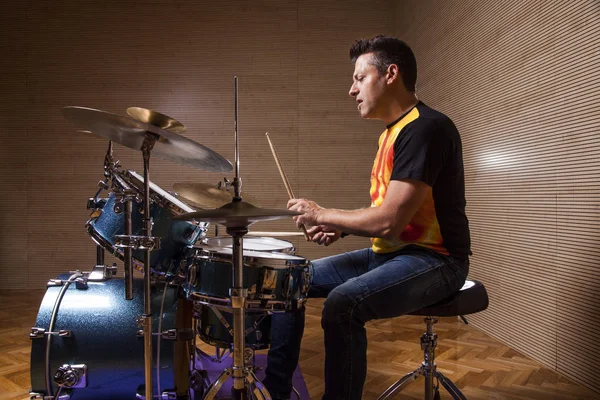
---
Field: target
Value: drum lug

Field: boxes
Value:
[54,364,87,389]
[30,328,72,339]
[161,329,178,340]
[30,327,46,339]
[281,272,294,299]
[302,267,311,295]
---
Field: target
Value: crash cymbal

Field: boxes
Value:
[173,200,301,228]
[126,107,187,134]
[173,182,261,209]
[62,106,232,172]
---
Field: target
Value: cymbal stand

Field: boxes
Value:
[114,133,161,400]
[202,77,271,400]
[140,133,159,400]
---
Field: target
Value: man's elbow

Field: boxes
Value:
[378,218,404,240]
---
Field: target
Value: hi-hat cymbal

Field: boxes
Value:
[173,200,301,228]
[62,106,232,172]
[126,107,187,134]
[173,182,261,209]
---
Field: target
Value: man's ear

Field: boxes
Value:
[386,64,400,85]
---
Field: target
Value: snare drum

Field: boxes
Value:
[185,245,310,310]
[30,275,180,399]
[87,170,208,279]
[203,236,295,254]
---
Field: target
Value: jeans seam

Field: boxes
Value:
[354,260,446,304]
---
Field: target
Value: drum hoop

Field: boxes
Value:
[204,236,295,250]
[189,293,307,311]
[125,170,196,214]
[105,169,209,231]
[117,170,208,232]
[193,248,309,270]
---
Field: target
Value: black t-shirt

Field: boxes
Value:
[388,102,471,260]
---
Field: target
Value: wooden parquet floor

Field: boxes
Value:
[1,290,598,400]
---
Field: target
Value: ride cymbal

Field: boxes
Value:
[62,106,232,172]
[173,182,261,209]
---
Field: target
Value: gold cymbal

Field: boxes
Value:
[62,106,232,172]
[126,107,187,134]
[173,200,300,228]
[173,182,261,209]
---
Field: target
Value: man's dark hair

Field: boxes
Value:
[349,35,417,92]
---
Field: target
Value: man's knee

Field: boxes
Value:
[321,288,356,327]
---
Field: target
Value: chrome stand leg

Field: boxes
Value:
[247,369,271,400]
[292,386,301,400]
[203,368,233,400]
[377,368,421,400]
[436,370,467,400]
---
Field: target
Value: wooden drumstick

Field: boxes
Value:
[265,132,311,241]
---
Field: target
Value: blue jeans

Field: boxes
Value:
[264,245,469,400]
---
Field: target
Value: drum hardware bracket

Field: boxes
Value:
[47,279,64,287]
[211,306,234,336]
[189,368,210,394]
[54,364,87,389]
[229,288,247,309]
[87,263,118,281]
[115,234,161,251]
[202,366,270,400]
[135,328,179,340]
[46,273,87,288]
[74,277,88,290]
[29,392,71,400]
[86,197,107,210]
[30,327,72,339]
[135,390,177,400]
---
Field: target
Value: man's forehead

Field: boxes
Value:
[353,53,376,75]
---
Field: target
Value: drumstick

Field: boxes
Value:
[247,231,305,237]
[265,132,311,241]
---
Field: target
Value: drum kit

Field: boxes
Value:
[29,78,310,400]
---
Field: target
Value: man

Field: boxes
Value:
[264,35,471,400]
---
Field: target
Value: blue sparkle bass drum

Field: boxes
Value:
[30,273,186,399]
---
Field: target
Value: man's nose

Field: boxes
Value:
[349,83,358,97]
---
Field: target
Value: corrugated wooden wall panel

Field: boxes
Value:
[0,0,387,289]
[395,0,599,393]
[0,2,29,290]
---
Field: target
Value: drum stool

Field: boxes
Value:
[377,280,489,400]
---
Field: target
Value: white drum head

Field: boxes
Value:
[205,236,294,252]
